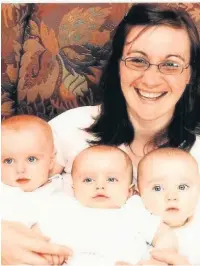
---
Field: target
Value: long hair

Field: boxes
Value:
[86,3,200,151]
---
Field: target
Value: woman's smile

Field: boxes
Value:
[135,88,168,101]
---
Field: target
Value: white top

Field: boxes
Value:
[173,199,200,265]
[49,105,200,194]
[1,174,64,226]
[2,190,161,265]
[37,195,161,266]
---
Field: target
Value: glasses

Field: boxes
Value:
[121,57,190,75]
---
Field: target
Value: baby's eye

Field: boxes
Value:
[107,177,118,183]
[152,185,163,192]
[83,178,94,183]
[27,156,37,163]
[4,158,14,164]
[178,184,189,191]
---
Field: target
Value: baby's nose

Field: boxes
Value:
[96,185,105,190]
[166,190,178,201]
[16,162,25,174]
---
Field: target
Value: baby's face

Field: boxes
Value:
[139,155,200,227]
[1,128,54,191]
[72,149,133,208]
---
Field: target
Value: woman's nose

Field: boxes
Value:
[140,66,163,88]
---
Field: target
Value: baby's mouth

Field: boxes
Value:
[166,207,179,213]
[93,194,109,199]
[135,88,167,100]
[16,178,30,184]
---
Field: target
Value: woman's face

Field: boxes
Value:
[119,25,191,122]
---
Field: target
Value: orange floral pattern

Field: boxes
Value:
[2,3,200,120]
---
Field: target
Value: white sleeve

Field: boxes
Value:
[125,196,161,245]
[48,106,100,173]
[51,129,66,167]
[190,136,200,173]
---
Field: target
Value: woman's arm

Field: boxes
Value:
[2,220,72,265]
[151,249,190,265]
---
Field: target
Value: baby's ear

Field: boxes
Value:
[128,184,135,198]
[49,150,56,170]
[130,183,140,196]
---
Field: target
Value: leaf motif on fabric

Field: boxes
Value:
[1,90,15,118]
[2,4,14,28]
[58,7,111,48]
[61,68,88,97]
[1,101,14,117]
[87,66,102,84]
[40,21,59,55]
[7,64,18,83]
[50,96,78,111]
[190,8,200,22]
[109,4,131,25]
[89,30,110,46]
[29,20,40,36]
[62,47,86,61]
[13,40,21,63]
[59,83,77,101]
[18,39,60,103]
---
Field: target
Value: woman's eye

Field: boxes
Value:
[152,185,163,192]
[130,57,147,64]
[178,184,189,191]
[4,158,14,164]
[162,61,180,68]
[27,156,37,163]
[107,177,118,183]
[83,178,94,183]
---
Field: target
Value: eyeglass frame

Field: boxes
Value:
[121,57,190,75]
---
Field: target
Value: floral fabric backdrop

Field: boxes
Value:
[2,3,200,120]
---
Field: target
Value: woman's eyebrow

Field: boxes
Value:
[165,54,186,62]
[126,50,147,56]
[125,50,186,62]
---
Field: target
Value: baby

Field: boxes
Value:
[137,147,200,265]
[1,114,64,194]
[1,114,71,264]
[33,145,177,266]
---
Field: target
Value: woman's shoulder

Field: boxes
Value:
[191,135,200,150]
[190,135,200,168]
[49,105,100,129]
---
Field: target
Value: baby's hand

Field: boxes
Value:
[115,261,133,266]
[42,254,63,265]
[42,254,67,265]
[32,223,72,265]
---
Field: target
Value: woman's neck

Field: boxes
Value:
[128,108,174,154]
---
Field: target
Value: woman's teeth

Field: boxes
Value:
[137,89,166,99]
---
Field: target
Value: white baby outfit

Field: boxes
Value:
[35,195,161,266]
[2,192,161,266]
[1,174,64,226]
[173,200,200,265]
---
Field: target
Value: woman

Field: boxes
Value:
[2,3,200,265]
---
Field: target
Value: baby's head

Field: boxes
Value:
[1,115,55,191]
[138,148,200,227]
[71,145,133,209]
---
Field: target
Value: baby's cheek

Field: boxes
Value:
[145,198,163,215]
